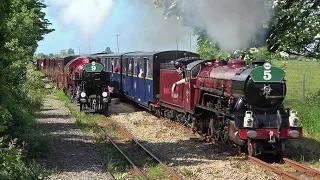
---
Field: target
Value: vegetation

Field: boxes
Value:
[37,46,114,59]
[0,0,54,179]
[273,60,320,141]
[36,48,75,59]
[102,47,114,54]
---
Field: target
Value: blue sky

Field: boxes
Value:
[36,0,198,55]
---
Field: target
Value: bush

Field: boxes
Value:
[0,64,50,178]
[0,138,49,180]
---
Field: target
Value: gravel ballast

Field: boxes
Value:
[35,97,114,180]
[108,102,280,180]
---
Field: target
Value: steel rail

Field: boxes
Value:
[112,121,184,180]
[246,156,301,180]
[283,158,320,179]
[156,116,318,180]
[104,131,149,180]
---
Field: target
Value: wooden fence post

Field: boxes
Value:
[302,74,306,102]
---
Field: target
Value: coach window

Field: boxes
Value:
[128,58,133,74]
[114,58,120,73]
[133,58,138,76]
[138,58,145,78]
[146,58,153,79]
[122,58,127,74]
[111,58,114,68]
[109,58,112,72]
[191,64,201,79]
[104,58,108,71]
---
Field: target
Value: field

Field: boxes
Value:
[273,60,320,141]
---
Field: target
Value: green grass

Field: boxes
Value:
[146,164,171,180]
[273,60,320,102]
[273,60,320,141]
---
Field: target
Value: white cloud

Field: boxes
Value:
[47,0,114,38]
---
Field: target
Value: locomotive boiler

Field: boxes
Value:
[158,58,302,157]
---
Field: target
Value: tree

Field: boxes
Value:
[102,47,113,54]
[36,53,48,59]
[0,1,54,177]
[60,49,67,56]
[67,48,75,55]
[2,0,54,67]
[267,0,320,57]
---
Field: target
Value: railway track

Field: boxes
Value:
[149,112,320,180]
[100,119,184,180]
[282,158,320,179]
[68,97,319,180]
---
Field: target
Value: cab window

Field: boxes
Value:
[191,64,201,79]
[146,58,153,78]
[186,70,191,82]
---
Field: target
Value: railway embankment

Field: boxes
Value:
[35,83,115,179]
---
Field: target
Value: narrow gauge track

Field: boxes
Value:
[100,119,184,180]
[138,107,320,180]
[282,158,320,179]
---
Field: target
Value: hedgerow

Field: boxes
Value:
[0,0,54,178]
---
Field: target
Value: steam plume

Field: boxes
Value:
[172,0,274,52]
[121,0,193,51]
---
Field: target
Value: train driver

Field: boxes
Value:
[171,61,187,93]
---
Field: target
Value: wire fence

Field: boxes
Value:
[285,73,320,102]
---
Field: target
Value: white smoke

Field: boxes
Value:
[47,0,114,38]
[121,0,193,52]
[170,0,274,52]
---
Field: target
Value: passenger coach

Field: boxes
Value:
[102,50,199,109]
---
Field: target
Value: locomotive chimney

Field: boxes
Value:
[251,60,266,67]
[214,56,223,67]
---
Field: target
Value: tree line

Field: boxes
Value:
[36,46,114,59]
[0,0,54,178]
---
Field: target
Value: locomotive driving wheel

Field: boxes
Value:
[220,124,230,145]
[208,114,220,142]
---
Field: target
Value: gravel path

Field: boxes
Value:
[109,103,280,180]
[35,97,115,180]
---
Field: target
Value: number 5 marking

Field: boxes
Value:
[263,70,272,80]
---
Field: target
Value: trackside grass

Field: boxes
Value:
[273,60,320,141]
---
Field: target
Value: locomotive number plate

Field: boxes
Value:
[250,62,285,83]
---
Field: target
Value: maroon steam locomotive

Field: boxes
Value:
[155,57,302,156]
